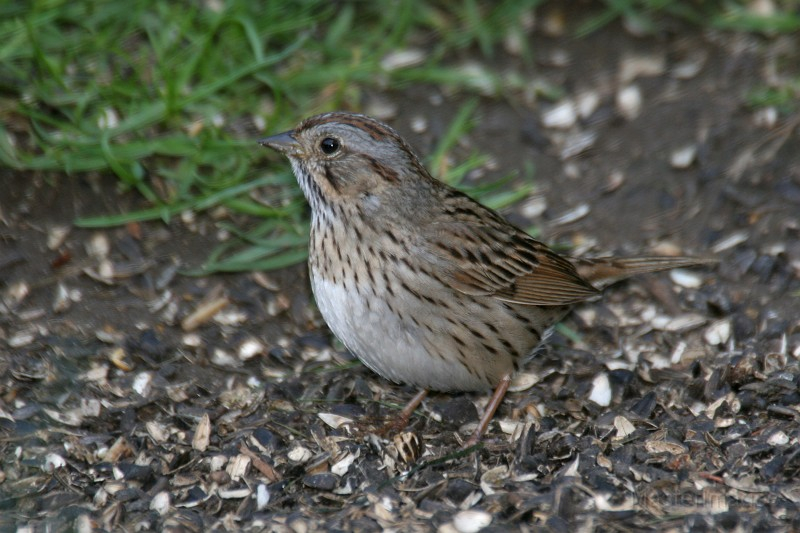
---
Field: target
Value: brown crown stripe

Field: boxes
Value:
[300,112,395,142]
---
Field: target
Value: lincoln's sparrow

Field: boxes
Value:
[260,112,710,446]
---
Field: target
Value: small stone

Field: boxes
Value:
[211,348,238,367]
[520,196,547,219]
[541,100,577,129]
[551,203,590,225]
[364,97,398,120]
[767,430,789,446]
[87,232,110,260]
[410,115,428,133]
[380,49,425,71]
[150,491,170,516]
[576,90,601,119]
[672,50,707,79]
[619,53,666,84]
[560,131,598,159]
[670,144,697,169]
[670,269,703,288]
[238,338,265,361]
[704,319,732,346]
[43,453,66,472]
[132,372,153,397]
[711,231,750,253]
[589,373,612,407]
[288,446,313,463]
[47,225,71,250]
[331,451,358,476]
[616,85,642,120]
[452,510,492,533]
[753,106,778,128]
[256,484,270,510]
[218,487,251,499]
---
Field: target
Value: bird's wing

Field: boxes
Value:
[422,216,599,306]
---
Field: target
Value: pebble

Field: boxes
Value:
[256,484,270,510]
[704,319,732,346]
[47,225,71,250]
[218,487,251,499]
[364,97,398,120]
[211,348,238,367]
[288,446,313,463]
[520,196,547,218]
[132,372,153,397]
[331,451,358,476]
[712,231,750,253]
[670,269,703,288]
[616,85,642,120]
[560,131,598,159]
[43,453,67,472]
[753,106,778,128]
[87,232,110,260]
[589,373,612,407]
[150,491,170,516]
[410,115,428,133]
[651,313,707,332]
[619,53,666,83]
[672,50,707,79]
[551,203,590,225]
[452,510,492,533]
[238,338,265,360]
[670,144,697,169]
[576,90,601,119]
[541,100,577,129]
[380,49,425,71]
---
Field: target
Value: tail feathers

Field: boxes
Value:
[570,256,717,289]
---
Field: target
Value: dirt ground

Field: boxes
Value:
[2,18,800,532]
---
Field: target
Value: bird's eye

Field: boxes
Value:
[320,137,340,155]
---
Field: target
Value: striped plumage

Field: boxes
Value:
[261,112,709,443]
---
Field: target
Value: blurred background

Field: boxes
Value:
[3,1,797,271]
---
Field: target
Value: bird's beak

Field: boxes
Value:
[258,131,302,156]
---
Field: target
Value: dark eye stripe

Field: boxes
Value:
[365,155,399,183]
[323,164,341,192]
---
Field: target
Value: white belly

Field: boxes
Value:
[310,273,488,391]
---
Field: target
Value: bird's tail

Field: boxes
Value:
[570,256,716,289]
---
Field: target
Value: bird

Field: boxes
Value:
[259,111,711,447]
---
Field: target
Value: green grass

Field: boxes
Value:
[746,79,800,115]
[1,0,796,273]
[576,0,800,36]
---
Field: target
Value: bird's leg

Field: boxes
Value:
[463,373,512,448]
[399,389,429,423]
[379,389,428,435]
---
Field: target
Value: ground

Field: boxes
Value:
[2,18,800,533]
